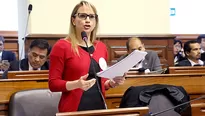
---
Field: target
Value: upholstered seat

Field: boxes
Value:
[8,89,61,116]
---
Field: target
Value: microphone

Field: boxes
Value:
[19,4,33,70]
[147,95,205,116]
[81,31,108,109]
[28,4,33,14]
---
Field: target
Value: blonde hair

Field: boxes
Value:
[66,1,99,54]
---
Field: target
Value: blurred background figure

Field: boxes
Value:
[197,34,205,53]
[0,35,16,71]
[197,34,205,61]
[173,39,185,65]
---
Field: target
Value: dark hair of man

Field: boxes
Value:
[174,39,182,48]
[197,34,205,43]
[29,39,49,55]
[47,46,52,55]
[0,36,5,43]
[183,40,198,57]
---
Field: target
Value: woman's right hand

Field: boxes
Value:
[78,74,96,91]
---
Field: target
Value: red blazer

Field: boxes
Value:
[49,39,108,112]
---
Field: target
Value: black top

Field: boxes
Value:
[77,46,105,111]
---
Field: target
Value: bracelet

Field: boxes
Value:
[108,80,115,88]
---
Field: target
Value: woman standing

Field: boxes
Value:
[49,1,125,112]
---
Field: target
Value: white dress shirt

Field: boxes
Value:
[28,62,40,71]
[188,59,204,66]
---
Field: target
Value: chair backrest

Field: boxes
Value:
[8,89,61,116]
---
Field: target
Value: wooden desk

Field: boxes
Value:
[7,70,49,79]
[56,107,149,116]
[56,103,205,116]
[169,66,205,74]
[1,73,205,115]
[191,103,205,116]
[106,73,205,109]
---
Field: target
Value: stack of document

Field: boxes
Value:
[97,50,147,79]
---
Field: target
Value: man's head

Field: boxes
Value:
[197,34,205,51]
[0,36,5,52]
[28,39,49,69]
[184,40,201,61]
[126,37,145,54]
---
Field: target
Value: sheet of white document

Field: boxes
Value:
[97,50,147,79]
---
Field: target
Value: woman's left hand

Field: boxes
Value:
[109,73,126,88]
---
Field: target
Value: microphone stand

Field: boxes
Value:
[83,39,108,109]
[19,4,32,70]
[149,95,205,116]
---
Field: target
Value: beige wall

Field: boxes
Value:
[29,0,170,35]
[0,0,18,31]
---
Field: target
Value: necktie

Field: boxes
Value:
[33,68,38,70]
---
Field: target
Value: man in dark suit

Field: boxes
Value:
[9,39,50,71]
[119,37,162,72]
[0,36,16,71]
[175,40,204,66]
[1,39,50,79]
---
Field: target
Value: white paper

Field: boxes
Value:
[97,50,147,79]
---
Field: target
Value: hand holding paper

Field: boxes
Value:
[97,50,147,79]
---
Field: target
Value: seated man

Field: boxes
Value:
[175,40,204,66]
[119,37,162,72]
[0,35,16,71]
[10,39,49,71]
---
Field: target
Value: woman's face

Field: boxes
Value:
[174,42,182,55]
[72,5,97,35]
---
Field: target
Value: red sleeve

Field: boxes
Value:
[49,40,68,92]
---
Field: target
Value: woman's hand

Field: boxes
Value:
[78,74,96,91]
[106,73,126,89]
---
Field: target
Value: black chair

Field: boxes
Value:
[120,84,191,116]
[8,89,61,116]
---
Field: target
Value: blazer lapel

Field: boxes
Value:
[20,58,29,70]
[40,61,49,70]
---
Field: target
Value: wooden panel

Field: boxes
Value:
[0,33,200,64]
[0,31,18,59]
[109,45,167,65]
[26,34,175,66]
[175,34,199,44]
